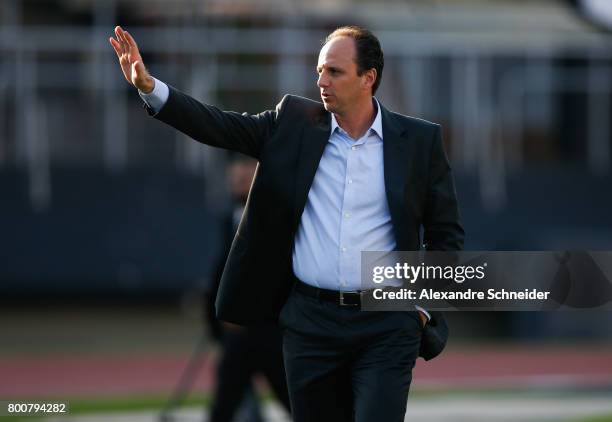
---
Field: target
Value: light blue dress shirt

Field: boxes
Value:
[291,100,396,292]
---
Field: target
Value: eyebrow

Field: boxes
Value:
[316,65,342,73]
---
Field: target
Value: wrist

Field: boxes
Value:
[139,76,155,94]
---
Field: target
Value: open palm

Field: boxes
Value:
[109,26,153,93]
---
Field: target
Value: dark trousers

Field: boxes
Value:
[279,287,422,422]
[209,325,291,422]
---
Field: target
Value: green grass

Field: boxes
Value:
[573,414,612,422]
[69,393,210,413]
[2,393,211,420]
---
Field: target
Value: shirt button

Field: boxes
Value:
[344,212,351,218]
[341,247,347,252]
[351,146,357,151]
[348,179,353,184]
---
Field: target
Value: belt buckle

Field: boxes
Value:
[339,291,360,307]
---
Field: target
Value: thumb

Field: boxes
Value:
[132,60,155,93]
[132,60,146,79]
[131,60,152,92]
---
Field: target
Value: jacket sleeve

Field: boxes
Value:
[422,125,465,251]
[146,85,289,160]
[419,125,463,361]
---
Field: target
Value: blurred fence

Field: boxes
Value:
[2,0,612,318]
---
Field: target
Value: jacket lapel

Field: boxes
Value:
[293,112,330,232]
[381,105,413,249]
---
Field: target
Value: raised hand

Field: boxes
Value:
[109,26,154,93]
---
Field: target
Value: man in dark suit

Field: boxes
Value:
[110,25,464,422]
[204,157,290,421]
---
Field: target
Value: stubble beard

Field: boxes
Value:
[322,97,341,115]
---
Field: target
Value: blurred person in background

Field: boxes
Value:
[203,156,290,422]
[110,24,463,422]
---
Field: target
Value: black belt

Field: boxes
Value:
[293,277,363,307]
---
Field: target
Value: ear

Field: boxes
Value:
[362,68,377,92]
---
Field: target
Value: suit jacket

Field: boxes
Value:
[147,87,464,360]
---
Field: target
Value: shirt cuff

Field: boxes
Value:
[414,305,431,321]
[138,77,169,113]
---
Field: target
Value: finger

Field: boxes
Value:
[109,37,122,58]
[115,25,125,41]
[114,26,124,45]
[124,31,138,56]
[124,31,137,49]
[115,26,128,53]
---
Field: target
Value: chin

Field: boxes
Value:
[321,99,335,113]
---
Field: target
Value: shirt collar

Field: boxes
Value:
[330,97,383,141]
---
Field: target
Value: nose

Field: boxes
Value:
[317,72,329,88]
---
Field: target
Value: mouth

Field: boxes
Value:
[321,93,333,100]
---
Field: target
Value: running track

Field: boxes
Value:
[2,346,611,397]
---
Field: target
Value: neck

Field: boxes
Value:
[334,97,376,140]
